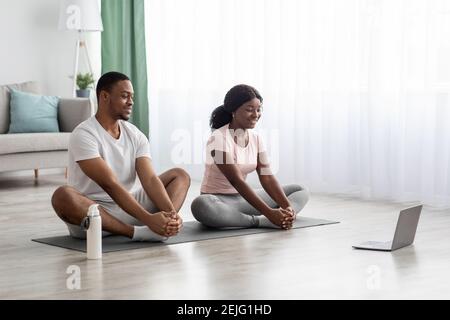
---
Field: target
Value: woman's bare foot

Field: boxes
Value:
[284,206,296,220]
[264,208,294,229]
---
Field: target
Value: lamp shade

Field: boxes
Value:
[58,0,103,32]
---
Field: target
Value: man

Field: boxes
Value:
[52,71,190,241]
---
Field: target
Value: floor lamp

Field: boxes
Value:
[58,0,103,97]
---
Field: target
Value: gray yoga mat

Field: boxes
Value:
[32,217,339,253]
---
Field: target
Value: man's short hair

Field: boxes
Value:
[96,71,130,101]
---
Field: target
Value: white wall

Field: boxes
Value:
[0,0,101,178]
[0,0,101,97]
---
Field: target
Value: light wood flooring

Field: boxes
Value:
[0,173,449,299]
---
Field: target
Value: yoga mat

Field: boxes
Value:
[32,217,339,253]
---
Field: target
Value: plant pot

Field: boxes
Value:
[76,89,90,98]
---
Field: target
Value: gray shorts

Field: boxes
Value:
[66,187,158,239]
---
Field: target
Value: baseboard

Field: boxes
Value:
[0,168,65,178]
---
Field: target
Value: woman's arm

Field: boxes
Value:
[213,150,272,215]
[258,175,292,209]
[213,150,292,228]
[256,152,294,213]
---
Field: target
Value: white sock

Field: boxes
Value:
[132,226,168,242]
[257,216,281,229]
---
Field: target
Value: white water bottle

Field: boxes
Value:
[86,204,102,259]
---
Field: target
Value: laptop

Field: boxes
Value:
[352,204,423,252]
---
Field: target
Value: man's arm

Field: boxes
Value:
[135,157,176,213]
[77,157,172,235]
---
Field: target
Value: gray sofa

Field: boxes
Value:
[0,81,93,176]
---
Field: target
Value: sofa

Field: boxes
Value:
[0,81,93,177]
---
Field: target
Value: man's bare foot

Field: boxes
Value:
[141,211,173,236]
[165,212,183,236]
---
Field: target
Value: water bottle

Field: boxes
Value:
[86,204,102,259]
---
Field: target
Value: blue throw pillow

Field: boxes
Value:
[8,89,60,133]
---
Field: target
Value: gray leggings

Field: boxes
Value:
[191,184,310,228]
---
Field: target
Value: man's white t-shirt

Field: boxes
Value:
[68,116,151,202]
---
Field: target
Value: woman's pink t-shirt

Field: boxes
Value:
[200,124,266,194]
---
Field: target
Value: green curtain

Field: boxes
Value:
[101,0,149,136]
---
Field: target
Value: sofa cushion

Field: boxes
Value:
[0,81,40,134]
[0,132,70,155]
[8,89,60,133]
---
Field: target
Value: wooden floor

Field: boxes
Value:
[0,172,449,300]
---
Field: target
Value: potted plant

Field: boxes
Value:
[76,73,94,97]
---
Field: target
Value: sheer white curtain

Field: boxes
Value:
[145,0,450,207]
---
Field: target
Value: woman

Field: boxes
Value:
[191,84,309,229]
